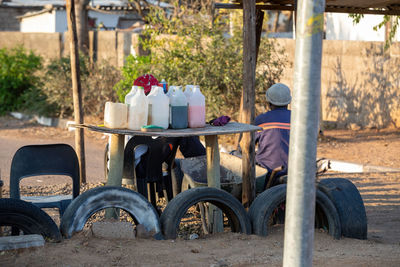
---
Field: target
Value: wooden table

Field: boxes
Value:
[73,122,261,230]
[74,122,260,188]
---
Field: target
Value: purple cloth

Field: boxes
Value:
[209,116,231,126]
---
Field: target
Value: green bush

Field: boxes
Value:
[113,55,151,103]
[117,4,286,120]
[0,46,42,114]
[41,56,121,118]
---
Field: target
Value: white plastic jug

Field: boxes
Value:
[170,86,188,129]
[166,85,177,97]
[187,85,205,128]
[184,85,194,99]
[124,86,140,106]
[148,86,170,129]
[127,87,148,130]
[104,102,128,129]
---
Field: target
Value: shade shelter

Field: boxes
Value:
[216,1,400,266]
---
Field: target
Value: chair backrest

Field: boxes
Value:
[123,136,179,182]
[10,144,80,199]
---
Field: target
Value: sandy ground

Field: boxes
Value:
[0,115,399,266]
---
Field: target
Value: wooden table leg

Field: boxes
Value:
[105,133,124,219]
[205,135,223,233]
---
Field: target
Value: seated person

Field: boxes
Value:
[255,83,291,187]
[255,83,291,173]
[231,83,291,188]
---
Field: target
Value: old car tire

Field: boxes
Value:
[0,198,62,242]
[60,186,162,239]
[249,184,341,239]
[317,178,367,239]
[160,187,251,239]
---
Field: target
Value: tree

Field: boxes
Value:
[349,14,399,48]
[74,0,90,54]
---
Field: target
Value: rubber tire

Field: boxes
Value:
[317,178,367,239]
[249,184,341,239]
[160,187,252,239]
[60,186,163,240]
[0,198,62,242]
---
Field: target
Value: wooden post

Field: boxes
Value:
[240,0,257,209]
[255,9,264,62]
[105,134,125,219]
[205,135,223,233]
[66,0,86,184]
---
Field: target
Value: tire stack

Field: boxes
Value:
[0,178,367,242]
[247,178,367,240]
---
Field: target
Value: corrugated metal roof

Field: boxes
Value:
[2,1,126,7]
[218,0,400,15]
[2,0,171,8]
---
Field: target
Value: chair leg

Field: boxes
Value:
[148,182,157,208]
[136,178,148,198]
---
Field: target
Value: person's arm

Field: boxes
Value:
[178,136,206,158]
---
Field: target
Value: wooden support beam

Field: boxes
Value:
[255,9,265,62]
[205,135,223,233]
[214,3,400,15]
[241,0,257,209]
[66,0,86,184]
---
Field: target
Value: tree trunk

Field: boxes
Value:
[75,0,90,54]
[67,0,86,184]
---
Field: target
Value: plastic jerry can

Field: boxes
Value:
[184,85,194,99]
[187,85,205,128]
[124,85,140,106]
[104,102,128,129]
[166,85,178,97]
[127,87,149,130]
[170,86,188,129]
[147,86,170,129]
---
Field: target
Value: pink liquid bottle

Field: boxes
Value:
[187,85,205,128]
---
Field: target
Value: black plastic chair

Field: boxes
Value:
[10,144,80,217]
[123,136,179,209]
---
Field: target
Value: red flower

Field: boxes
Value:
[133,74,159,95]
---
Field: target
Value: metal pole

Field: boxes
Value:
[283,0,325,266]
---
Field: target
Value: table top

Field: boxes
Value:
[71,122,261,137]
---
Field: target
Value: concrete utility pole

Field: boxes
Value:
[283,0,325,266]
[66,0,86,184]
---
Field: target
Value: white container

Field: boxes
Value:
[170,86,188,129]
[166,85,178,97]
[124,86,141,106]
[184,85,194,99]
[147,86,170,129]
[104,102,128,129]
[187,85,205,128]
[127,87,149,130]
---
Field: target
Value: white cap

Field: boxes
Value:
[265,83,292,106]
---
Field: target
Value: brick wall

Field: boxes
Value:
[1,31,399,128]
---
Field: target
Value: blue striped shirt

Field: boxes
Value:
[254,108,291,171]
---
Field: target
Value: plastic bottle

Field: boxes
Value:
[184,85,194,99]
[127,87,148,130]
[166,85,177,97]
[104,102,128,129]
[147,86,170,129]
[187,85,205,128]
[170,86,188,129]
[124,85,140,106]
[159,79,168,94]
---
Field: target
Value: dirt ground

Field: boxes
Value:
[0,115,400,266]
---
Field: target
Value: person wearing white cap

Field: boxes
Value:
[254,83,291,187]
